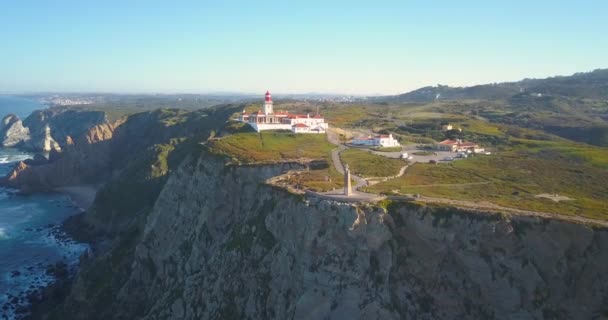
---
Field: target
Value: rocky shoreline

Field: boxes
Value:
[1,217,88,320]
[0,181,93,319]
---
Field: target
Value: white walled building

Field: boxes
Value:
[241,91,328,134]
[350,134,400,147]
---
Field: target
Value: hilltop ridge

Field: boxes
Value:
[378,68,608,102]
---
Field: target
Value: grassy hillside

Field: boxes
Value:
[380,69,608,103]
[340,148,404,178]
[210,131,334,163]
[366,152,608,220]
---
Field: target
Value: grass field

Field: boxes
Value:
[320,105,372,127]
[212,101,608,221]
[210,131,334,163]
[366,154,608,220]
[284,166,345,192]
[340,148,404,178]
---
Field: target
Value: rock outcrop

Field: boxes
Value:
[21,109,111,152]
[45,150,608,320]
[0,108,112,152]
[25,124,62,153]
[0,114,30,147]
[0,121,119,191]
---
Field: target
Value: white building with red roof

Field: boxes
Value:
[241,91,328,134]
[436,139,484,153]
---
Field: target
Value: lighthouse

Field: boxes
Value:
[263,90,273,115]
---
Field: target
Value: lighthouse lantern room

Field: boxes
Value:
[264,90,273,115]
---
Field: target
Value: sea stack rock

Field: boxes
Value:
[0,114,31,147]
[25,124,62,153]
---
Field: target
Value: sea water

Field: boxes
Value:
[0,96,87,319]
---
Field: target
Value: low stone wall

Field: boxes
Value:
[305,190,385,203]
[249,123,292,132]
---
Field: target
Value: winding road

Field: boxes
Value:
[320,130,380,201]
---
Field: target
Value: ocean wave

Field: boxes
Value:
[0,154,32,164]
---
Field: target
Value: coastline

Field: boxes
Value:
[0,184,93,319]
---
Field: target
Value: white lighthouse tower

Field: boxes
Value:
[263,90,273,115]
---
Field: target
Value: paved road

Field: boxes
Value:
[321,130,379,200]
[369,146,463,164]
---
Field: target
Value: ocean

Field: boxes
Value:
[0,96,87,319]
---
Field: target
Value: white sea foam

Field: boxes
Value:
[0,227,8,240]
[0,154,31,164]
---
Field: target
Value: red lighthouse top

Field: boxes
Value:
[265,90,272,102]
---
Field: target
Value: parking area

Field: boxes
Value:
[369,144,467,164]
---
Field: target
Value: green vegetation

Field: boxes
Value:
[319,105,372,127]
[221,120,256,134]
[284,165,344,192]
[61,94,247,122]
[210,131,334,163]
[208,93,608,222]
[340,148,404,178]
[366,154,608,220]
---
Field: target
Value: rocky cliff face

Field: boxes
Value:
[0,114,31,147]
[1,121,118,192]
[2,107,241,192]
[45,150,608,320]
[0,108,110,152]
[23,108,108,152]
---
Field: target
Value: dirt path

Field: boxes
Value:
[324,129,378,198]
[403,181,492,188]
[418,196,608,227]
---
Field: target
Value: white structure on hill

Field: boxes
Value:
[239,91,328,134]
[350,134,400,147]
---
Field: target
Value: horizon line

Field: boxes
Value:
[2,67,605,98]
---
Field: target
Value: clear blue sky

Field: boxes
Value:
[1,0,606,95]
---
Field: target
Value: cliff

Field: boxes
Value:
[40,149,608,320]
[22,108,108,151]
[0,108,111,152]
[1,120,118,192]
[0,114,30,147]
[1,107,238,192]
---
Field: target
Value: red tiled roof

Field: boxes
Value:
[439,139,458,145]
[439,139,478,147]
[312,114,324,119]
[458,142,478,147]
[293,123,309,128]
[287,114,308,119]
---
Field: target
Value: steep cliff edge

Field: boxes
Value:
[1,120,118,192]
[41,149,608,320]
[22,108,108,152]
[2,107,239,192]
